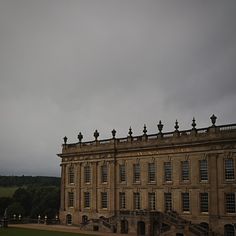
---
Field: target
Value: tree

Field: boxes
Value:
[0,197,12,217]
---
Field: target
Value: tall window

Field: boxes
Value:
[148,163,156,182]
[119,164,126,182]
[101,192,108,209]
[134,192,141,209]
[224,224,235,236]
[164,162,172,182]
[200,193,208,212]
[133,163,141,182]
[84,192,90,208]
[68,192,74,207]
[119,192,126,209]
[225,159,235,180]
[84,165,91,183]
[148,192,156,210]
[101,165,108,183]
[199,160,208,181]
[181,161,189,181]
[182,193,190,212]
[164,193,172,211]
[68,166,75,184]
[225,193,235,213]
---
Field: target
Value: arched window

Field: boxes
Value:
[224,224,235,236]
[66,214,72,225]
[68,165,74,184]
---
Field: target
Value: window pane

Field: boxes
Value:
[84,192,90,208]
[182,193,190,211]
[225,193,235,213]
[149,192,156,210]
[164,193,172,211]
[101,165,108,183]
[134,193,141,209]
[225,159,235,180]
[84,166,91,183]
[101,192,108,209]
[133,164,140,182]
[181,161,189,181]
[120,164,126,182]
[68,166,75,184]
[68,192,74,207]
[199,160,208,181]
[148,163,156,182]
[200,193,208,212]
[119,192,126,209]
[164,162,172,182]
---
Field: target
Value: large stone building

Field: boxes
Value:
[58,115,236,236]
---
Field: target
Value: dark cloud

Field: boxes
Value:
[0,0,235,176]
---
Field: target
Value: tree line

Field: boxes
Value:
[0,175,60,187]
[0,176,60,219]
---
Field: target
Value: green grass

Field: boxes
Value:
[0,227,93,236]
[0,187,19,197]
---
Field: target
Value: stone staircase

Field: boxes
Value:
[161,211,219,236]
[80,215,116,233]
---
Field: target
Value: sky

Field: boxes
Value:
[0,0,236,177]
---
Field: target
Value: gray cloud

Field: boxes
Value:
[0,0,236,176]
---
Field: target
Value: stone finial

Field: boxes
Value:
[128,127,133,137]
[210,114,217,126]
[192,117,196,129]
[77,132,83,143]
[111,129,116,139]
[94,130,99,141]
[63,136,67,144]
[143,124,147,135]
[157,120,163,133]
[174,120,179,131]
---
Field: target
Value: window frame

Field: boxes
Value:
[84,192,91,208]
[200,192,209,213]
[133,163,141,183]
[164,161,172,182]
[199,159,208,182]
[148,163,156,183]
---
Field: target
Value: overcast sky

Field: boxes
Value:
[0,0,236,177]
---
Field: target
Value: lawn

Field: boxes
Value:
[0,227,93,236]
[0,187,19,197]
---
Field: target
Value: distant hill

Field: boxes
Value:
[0,175,60,187]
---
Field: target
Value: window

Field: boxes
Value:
[84,192,90,208]
[101,165,108,183]
[225,193,235,213]
[134,192,141,209]
[119,164,126,182]
[68,166,75,184]
[84,165,91,183]
[164,162,172,182]
[199,160,208,181]
[200,193,208,212]
[224,224,235,236]
[119,192,126,209]
[148,163,156,182]
[182,193,190,212]
[68,192,74,207]
[181,161,189,181]
[101,192,108,209]
[133,163,140,182]
[225,159,235,180]
[164,192,172,211]
[148,192,156,210]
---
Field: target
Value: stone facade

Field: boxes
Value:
[58,116,236,236]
